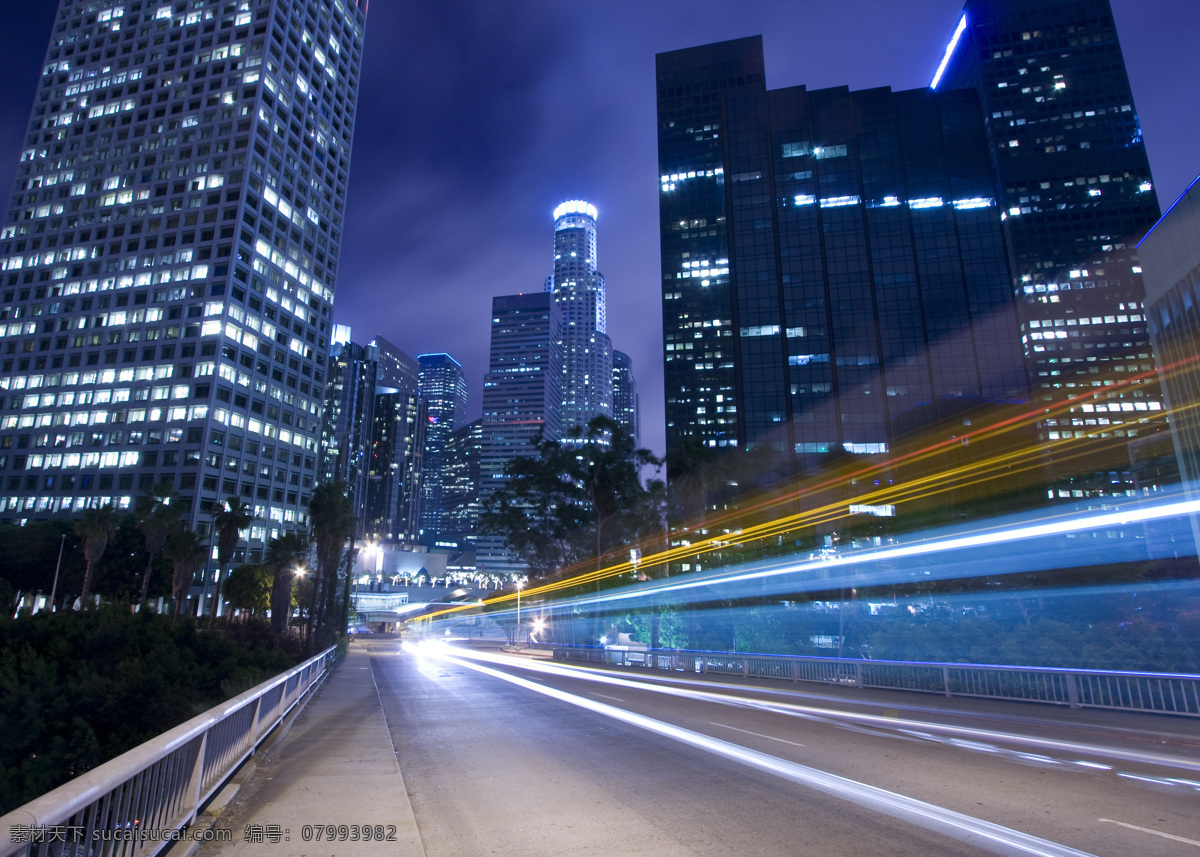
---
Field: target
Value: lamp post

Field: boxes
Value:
[515,579,524,647]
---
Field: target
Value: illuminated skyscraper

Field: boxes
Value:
[478,292,562,574]
[934,0,1167,498]
[0,0,367,555]
[612,349,638,444]
[656,37,1024,478]
[417,351,467,541]
[547,200,612,437]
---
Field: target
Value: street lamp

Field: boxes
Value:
[515,579,524,646]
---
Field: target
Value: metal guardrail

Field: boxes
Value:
[549,645,1200,717]
[0,645,337,857]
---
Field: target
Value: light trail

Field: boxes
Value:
[440,490,1199,621]
[426,646,1200,776]
[410,642,1099,857]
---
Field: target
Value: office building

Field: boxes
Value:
[546,201,612,436]
[934,0,1166,498]
[319,326,374,540]
[363,336,424,545]
[612,349,638,444]
[441,416,483,546]
[656,37,1025,481]
[417,351,467,541]
[0,0,367,551]
[478,292,562,573]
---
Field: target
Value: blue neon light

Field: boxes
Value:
[930,13,967,90]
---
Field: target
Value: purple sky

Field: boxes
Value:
[2,1,1197,459]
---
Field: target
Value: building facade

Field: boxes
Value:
[318,326,374,540]
[612,348,638,444]
[478,292,562,574]
[416,351,467,542]
[363,336,423,545]
[935,0,1166,499]
[546,201,612,437]
[440,416,483,546]
[0,0,367,552]
[656,36,1026,479]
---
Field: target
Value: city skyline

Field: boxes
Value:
[3,0,1196,462]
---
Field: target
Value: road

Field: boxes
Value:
[369,639,1200,857]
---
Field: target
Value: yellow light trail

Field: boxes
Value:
[416,356,1192,623]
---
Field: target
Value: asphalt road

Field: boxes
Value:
[370,639,1200,857]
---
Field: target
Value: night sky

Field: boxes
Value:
[2,1,1197,460]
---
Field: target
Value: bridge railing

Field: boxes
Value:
[548,645,1200,717]
[0,646,336,857]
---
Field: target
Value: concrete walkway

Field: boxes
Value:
[191,641,425,857]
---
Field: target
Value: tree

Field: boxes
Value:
[163,530,205,621]
[307,483,355,652]
[264,532,310,642]
[225,563,273,618]
[74,505,118,606]
[134,482,181,603]
[210,497,252,625]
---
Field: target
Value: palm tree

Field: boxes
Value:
[134,481,181,603]
[163,529,205,621]
[265,531,310,643]
[74,504,117,606]
[210,497,252,625]
[307,482,355,651]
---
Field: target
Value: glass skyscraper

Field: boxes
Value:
[611,348,638,444]
[656,36,1025,478]
[935,0,1166,499]
[0,0,366,552]
[546,200,613,437]
[478,292,562,574]
[416,351,467,542]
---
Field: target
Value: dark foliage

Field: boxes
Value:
[0,607,301,814]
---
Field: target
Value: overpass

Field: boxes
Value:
[4,640,1198,857]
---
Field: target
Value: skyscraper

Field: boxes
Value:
[319,327,375,541]
[656,37,1025,478]
[546,200,612,437]
[441,416,483,546]
[417,351,467,542]
[0,0,367,551]
[478,292,562,574]
[364,337,424,545]
[935,0,1166,499]
[612,349,638,444]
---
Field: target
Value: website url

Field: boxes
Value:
[9,824,232,844]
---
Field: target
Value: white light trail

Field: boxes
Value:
[418,644,1097,857]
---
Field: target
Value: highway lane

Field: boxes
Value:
[367,639,1200,856]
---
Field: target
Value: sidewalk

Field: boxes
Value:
[190,641,425,857]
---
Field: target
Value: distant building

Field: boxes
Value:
[319,331,377,541]
[364,338,424,545]
[441,417,484,545]
[478,292,562,574]
[320,333,425,546]
[656,37,1025,482]
[547,201,613,436]
[417,352,468,542]
[935,0,1166,499]
[612,350,639,444]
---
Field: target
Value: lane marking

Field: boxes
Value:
[1097,818,1200,848]
[709,722,805,748]
[589,692,625,702]
[417,644,1095,857]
